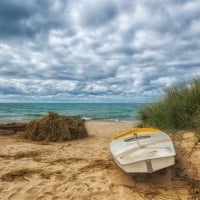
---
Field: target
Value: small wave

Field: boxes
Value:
[81,117,93,121]
[80,116,140,124]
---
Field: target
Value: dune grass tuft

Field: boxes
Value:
[139,78,200,131]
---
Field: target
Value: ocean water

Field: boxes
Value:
[0,103,147,123]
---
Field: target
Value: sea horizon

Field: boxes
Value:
[0,102,147,123]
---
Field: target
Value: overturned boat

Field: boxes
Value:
[110,128,176,173]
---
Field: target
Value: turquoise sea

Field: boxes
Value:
[0,103,147,123]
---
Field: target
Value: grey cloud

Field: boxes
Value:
[0,86,24,95]
[78,0,118,27]
[0,1,37,38]
[0,1,34,20]
[0,0,200,102]
[0,0,67,38]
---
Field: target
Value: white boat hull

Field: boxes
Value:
[110,128,176,173]
[114,156,175,173]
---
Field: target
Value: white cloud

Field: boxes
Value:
[0,0,200,102]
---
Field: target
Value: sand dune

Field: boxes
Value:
[0,121,199,200]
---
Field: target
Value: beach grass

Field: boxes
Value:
[139,78,200,131]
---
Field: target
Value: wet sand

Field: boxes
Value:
[0,121,199,200]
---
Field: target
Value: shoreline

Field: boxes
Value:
[86,119,140,124]
[0,118,141,125]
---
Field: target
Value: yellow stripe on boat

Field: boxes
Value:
[113,128,159,140]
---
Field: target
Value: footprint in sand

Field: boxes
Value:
[7,187,22,200]
[36,192,54,200]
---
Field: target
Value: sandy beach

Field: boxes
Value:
[0,120,199,200]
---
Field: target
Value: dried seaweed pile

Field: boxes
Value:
[25,112,88,141]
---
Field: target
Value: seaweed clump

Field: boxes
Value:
[25,112,88,142]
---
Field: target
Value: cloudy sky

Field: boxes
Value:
[0,0,200,103]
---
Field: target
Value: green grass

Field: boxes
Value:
[139,78,200,131]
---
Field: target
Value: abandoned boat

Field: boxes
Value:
[110,128,176,173]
